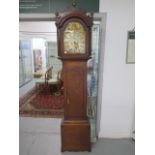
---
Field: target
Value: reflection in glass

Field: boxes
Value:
[19,40,33,87]
[87,23,100,143]
[47,41,62,74]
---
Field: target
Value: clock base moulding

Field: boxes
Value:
[61,120,91,152]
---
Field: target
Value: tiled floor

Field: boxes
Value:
[19,117,62,155]
[19,117,135,155]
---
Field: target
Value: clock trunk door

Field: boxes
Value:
[63,61,87,120]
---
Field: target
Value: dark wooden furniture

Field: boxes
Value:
[47,70,63,93]
[56,10,93,152]
[34,66,52,93]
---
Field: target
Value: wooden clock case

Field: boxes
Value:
[56,10,93,152]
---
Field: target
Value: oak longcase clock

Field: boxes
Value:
[56,10,93,152]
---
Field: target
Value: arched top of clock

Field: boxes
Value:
[56,10,93,28]
[55,10,93,60]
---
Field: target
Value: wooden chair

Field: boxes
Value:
[35,75,47,94]
[46,70,62,93]
[35,66,53,93]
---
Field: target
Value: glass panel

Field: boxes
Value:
[19,39,33,87]
[47,41,62,74]
[64,22,86,54]
[32,38,47,72]
[19,41,24,86]
[87,22,100,143]
[87,23,100,97]
[19,59,24,86]
[22,40,33,82]
[19,21,62,88]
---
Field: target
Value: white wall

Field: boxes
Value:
[99,0,135,138]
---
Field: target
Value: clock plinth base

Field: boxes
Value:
[61,120,91,152]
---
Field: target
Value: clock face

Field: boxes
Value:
[64,22,86,54]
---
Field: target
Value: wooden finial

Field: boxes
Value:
[72,0,77,8]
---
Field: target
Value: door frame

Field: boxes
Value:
[19,12,107,138]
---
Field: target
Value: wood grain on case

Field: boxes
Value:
[61,120,91,152]
[63,61,87,120]
[56,10,93,152]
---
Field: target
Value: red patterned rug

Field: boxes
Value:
[30,93,64,109]
[19,88,64,118]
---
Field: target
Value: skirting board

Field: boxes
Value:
[98,132,133,139]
